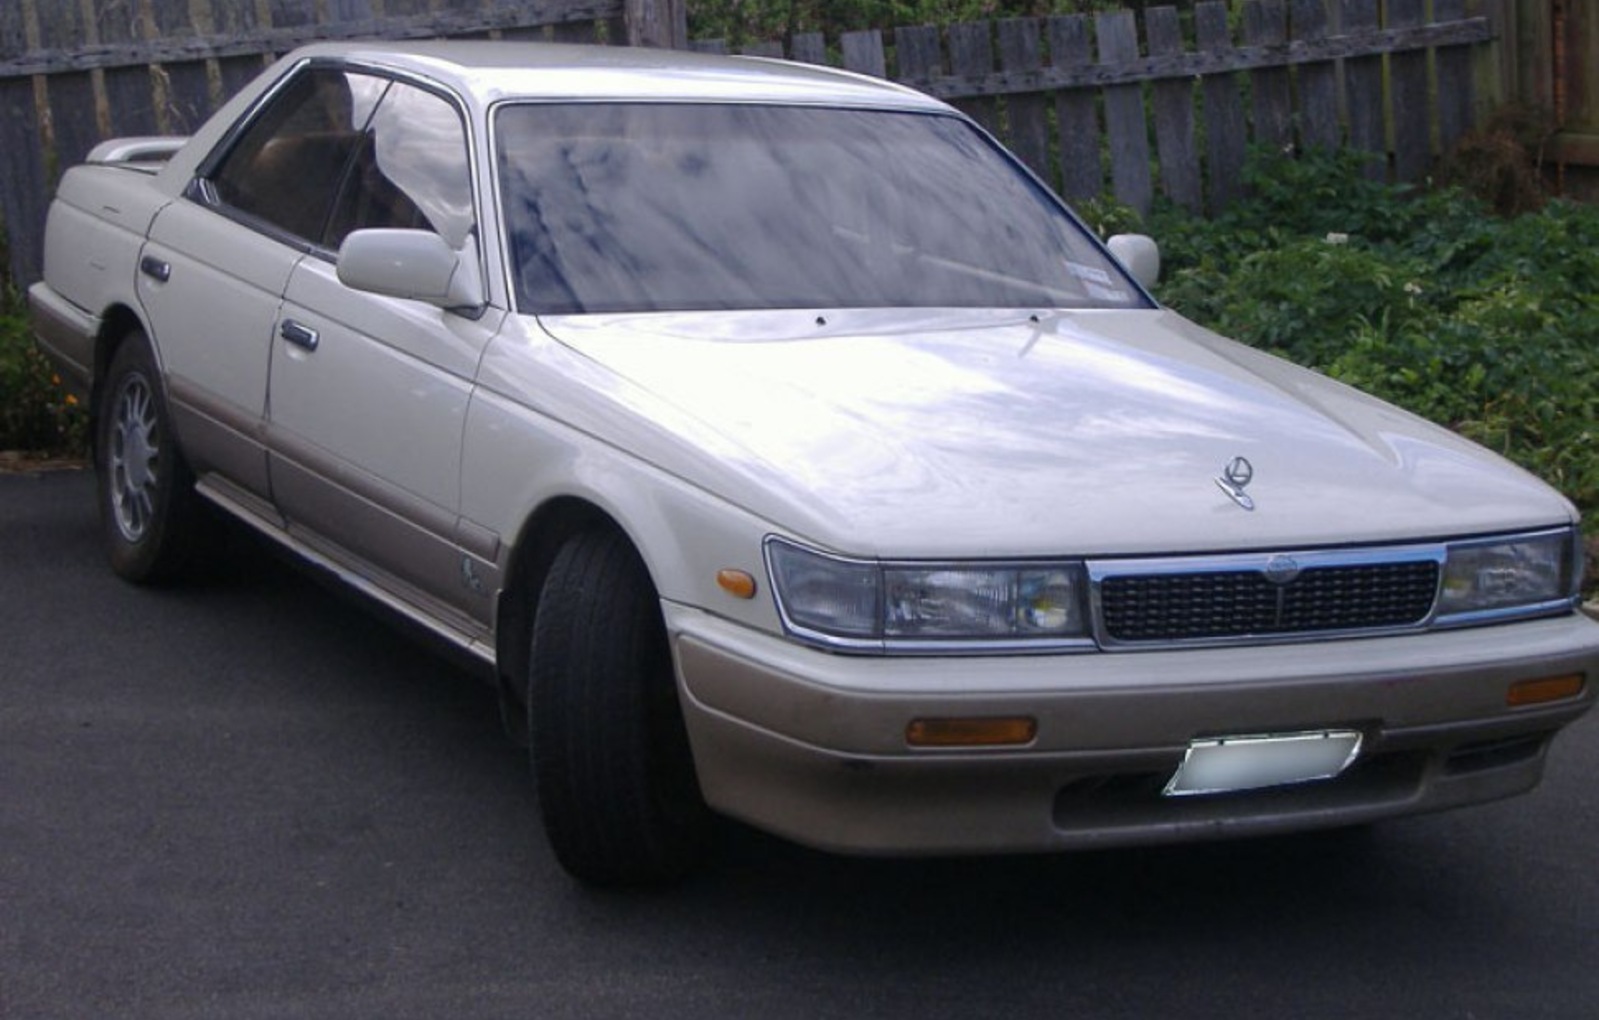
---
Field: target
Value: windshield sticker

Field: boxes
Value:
[1065,261,1128,301]
[1065,261,1115,286]
[1084,282,1129,302]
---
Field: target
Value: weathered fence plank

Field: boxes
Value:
[0,0,21,56]
[149,0,207,134]
[0,1,43,282]
[38,2,100,172]
[100,0,160,140]
[1389,0,1432,181]
[947,21,997,136]
[840,30,885,79]
[0,78,48,286]
[1098,9,1153,215]
[553,18,600,44]
[1341,0,1387,178]
[1049,15,1103,205]
[1292,0,1341,151]
[1196,1,1247,208]
[895,25,942,82]
[997,19,1049,182]
[1244,0,1294,150]
[622,0,672,47]
[213,2,269,99]
[789,31,827,66]
[271,0,319,30]
[1147,6,1201,212]
[1434,0,1475,154]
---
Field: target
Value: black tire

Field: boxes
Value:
[528,529,712,886]
[96,332,199,583]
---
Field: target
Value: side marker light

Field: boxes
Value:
[717,569,758,600]
[906,717,1038,748]
[1506,674,1585,707]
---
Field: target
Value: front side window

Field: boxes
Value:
[324,81,475,250]
[495,103,1148,315]
[209,68,387,242]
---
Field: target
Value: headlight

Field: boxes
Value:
[1436,528,1581,622]
[766,538,1090,652]
[764,540,879,639]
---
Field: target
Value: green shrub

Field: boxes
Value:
[0,290,88,458]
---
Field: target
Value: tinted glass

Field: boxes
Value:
[496,103,1145,315]
[210,69,388,242]
[325,82,475,249]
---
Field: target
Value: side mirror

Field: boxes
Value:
[1106,233,1161,289]
[337,229,485,311]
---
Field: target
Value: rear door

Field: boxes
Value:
[140,65,387,499]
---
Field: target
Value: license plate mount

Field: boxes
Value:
[1163,729,1363,798]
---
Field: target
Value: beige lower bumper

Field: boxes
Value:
[668,607,1599,855]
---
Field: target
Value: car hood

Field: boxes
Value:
[534,308,1573,558]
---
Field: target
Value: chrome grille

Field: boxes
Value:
[1098,559,1440,644]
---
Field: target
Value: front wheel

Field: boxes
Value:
[528,529,713,886]
[96,332,199,583]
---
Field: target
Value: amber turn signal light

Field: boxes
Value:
[1506,674,1585,707]
[906,716,1038,748]
[716,569,758,599]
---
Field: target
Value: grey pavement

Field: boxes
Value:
[4,469,1598,1019]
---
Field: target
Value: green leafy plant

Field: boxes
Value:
[0,288,88,459]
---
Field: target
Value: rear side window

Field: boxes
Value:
[208,68,388,243]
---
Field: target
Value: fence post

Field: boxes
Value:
[626,0,686,49]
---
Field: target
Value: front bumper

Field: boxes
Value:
[666,605,1599,855]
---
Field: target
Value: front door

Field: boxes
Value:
[266,79,503,626]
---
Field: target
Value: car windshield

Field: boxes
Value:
[495,103,1147,315]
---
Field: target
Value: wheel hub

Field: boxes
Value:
[109,377,159,542]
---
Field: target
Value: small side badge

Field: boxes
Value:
[460,556,486,595]
[1215,456,1256,511]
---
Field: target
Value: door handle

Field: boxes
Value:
[279,319,319,352]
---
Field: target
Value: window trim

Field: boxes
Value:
[187,57,492,310]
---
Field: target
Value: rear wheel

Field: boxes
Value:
[96,332,199,583]
[528,529,712,886]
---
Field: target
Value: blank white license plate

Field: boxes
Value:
[1163,729,1363,797]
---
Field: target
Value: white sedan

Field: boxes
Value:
[29,41,1599,885]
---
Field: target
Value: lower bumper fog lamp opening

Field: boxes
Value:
[906,716,1037,748]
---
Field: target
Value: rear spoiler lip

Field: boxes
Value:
[86,136,188,165]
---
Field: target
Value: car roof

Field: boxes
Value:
[287,40,948,112]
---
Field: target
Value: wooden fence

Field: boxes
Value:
[697,0,1500,219]
[0,0,687,288]
[3,0,1497,291]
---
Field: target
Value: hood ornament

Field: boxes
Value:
[1215,456,1256,511]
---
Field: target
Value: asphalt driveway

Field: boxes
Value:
[4,469,1598,1019]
